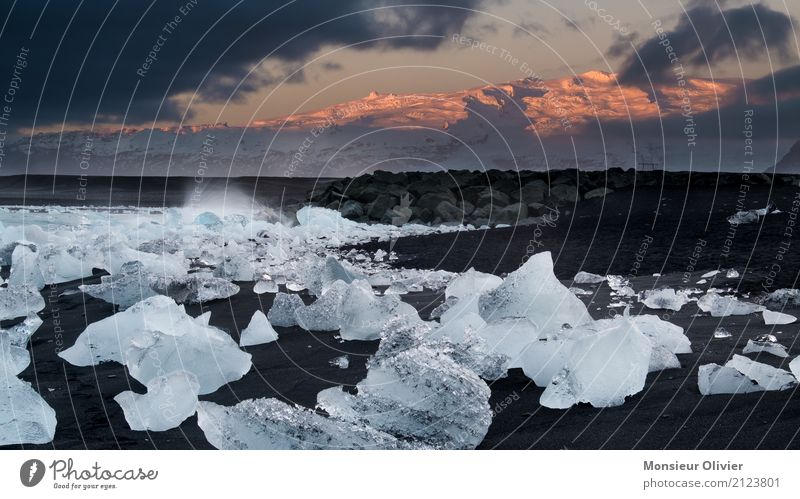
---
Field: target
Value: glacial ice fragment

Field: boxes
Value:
[317,343,493,449]
[337,280,420,341]
[294,281,349,331]
[79,261,158,309]
[539,315,652,409]
[573,271,606,284]
[0,286,45,321]
[742,339,788,358]
[239,310,279,346]
[2,314,43,347]
[713,327,732,339]
[725,354,796,391]
[60,295,251,394]
[267,293,306,327]
[478,252,589,335]
[197,398,409,449]
[697,293,764,317]
[329,355,349,369]
[472,318,539,368]
[150,272,240,304]
[641,288,690,312]
[762,310,797,325]
[8,245,45,290]
[445,268,503,299]
[520,338,572,387]
[698,364,761,395]
[253,278,278,294]
[114,371,200,431]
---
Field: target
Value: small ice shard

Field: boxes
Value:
[726,269,740,278]
[294,281,348,331]
[642,288,690,312]
[338,280,420,341]
[762,310,797,325]
[569,287,592,296]
[727,203,778,225]
[760,288,800,308]
[696,279,707,284]
[478,252,590,335]
[79,261,158,308]
[114,371,200,431]
[267,293,306,327]
[306,257,367,296]
[606,275,635,297]
[698,364,762,395]
[253,277,278,294]
[194,211,223,229]
[725,354,796,391]
[701,270,720,279]
[445,268,503,299]
[383,281,408,295]
[520,338,571,387]
[697,293,765,317]
[239,310,279,347]
[151,272,239,304]
[573,271,606,284]
[373,249,387,262]
[539,315,652,409]
[329,355,349,369]
[8,245,45,290]
[754,333,777,343]
[713,327,732,339]
[0,286,46,321]
[213,254,256,281]
[742,339,788,358]
[197,398,409,450]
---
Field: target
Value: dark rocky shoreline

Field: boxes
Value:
[309,169,786,226]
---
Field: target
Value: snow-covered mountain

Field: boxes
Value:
[1,70,780,176]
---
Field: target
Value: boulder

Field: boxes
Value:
[519,180,547,204]
[337,200,365,219]
[367,194,399,220]
[549,184,578,203]
[584,187,613,199]
[475,189,510,208]
[491,202,528,225]
[415,191,458,212]
[435,201,464,222]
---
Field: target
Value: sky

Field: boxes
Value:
[0,0,797,134]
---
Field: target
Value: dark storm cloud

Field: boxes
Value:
[0,0,485,129]
[617,3,795,85]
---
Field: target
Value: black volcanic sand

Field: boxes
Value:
[353,180,800,292]
[2,269,800,450]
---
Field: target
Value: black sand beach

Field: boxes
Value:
[2,171,800,450]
